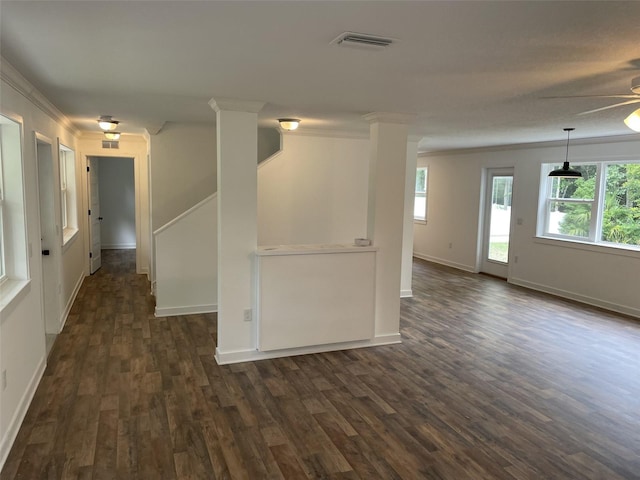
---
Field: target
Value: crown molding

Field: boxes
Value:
[0,56,79,136]
[362,112,416,125]
[418,133,640,157]
[79,131,147,144]
[145,122,165,135]
[283,126,370,140]
[209,97,265,114]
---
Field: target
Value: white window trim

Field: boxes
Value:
[59,143,78,246]
[0,113,30,315]
[0,141,6,285]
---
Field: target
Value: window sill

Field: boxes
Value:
[0,278,31,320]
[414,219,427,225]
[534,236,640,259]
[62,228,79,252]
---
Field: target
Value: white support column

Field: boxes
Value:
[209,97,265,363]
[401,137,421,298]
[363,112,415,340]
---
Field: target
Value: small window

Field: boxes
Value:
[414,167,428,222]
[59,144,77,244]
[538,161,640,248]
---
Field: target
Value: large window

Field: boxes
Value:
[59,144,77,244]
[0,138,5,283]
[414,167,428,222]
[0,114,28,301]
[539,161,640,248]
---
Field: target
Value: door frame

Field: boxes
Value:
[479,167,515,279]
[81,149,147,276]
[87,157,102,274]
[34,131,63,333]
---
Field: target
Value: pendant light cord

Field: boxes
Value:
[564,127,574,168]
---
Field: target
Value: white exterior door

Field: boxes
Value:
[481,168,514,279]
[88,157,102,273]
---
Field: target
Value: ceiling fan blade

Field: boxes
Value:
[542,94,639,99]
[578,99,640,115]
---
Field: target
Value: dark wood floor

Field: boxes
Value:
[2,250,640,479]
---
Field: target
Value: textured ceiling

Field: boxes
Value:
[2,0,640,151]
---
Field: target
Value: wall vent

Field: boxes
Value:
[330,31,396,50]
[102,140,120,149]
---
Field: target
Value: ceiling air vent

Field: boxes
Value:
[331,31,396,50]
[102,140,120,149]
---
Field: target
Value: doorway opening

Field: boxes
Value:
[86,156,136,274]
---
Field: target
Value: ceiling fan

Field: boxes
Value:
[574,75,640,116]
[545,75,640,115]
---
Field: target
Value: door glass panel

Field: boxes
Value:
[488,176,512,263]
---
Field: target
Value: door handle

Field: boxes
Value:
[98,217,103,221]
[42,249,50,256]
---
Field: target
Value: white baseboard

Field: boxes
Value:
[215,333,402,365]
[509,277,640,319]
[0,354,46,470]
[154,304,217,317]
[400,289,413,298]
[413,252,476,273]
[59,273,84,333]
[102,243,136,250]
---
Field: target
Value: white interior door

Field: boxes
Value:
[88,157,102,273]
[480,168,514,278]
[36,135,62,333]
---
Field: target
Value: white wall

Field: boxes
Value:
[414,136,640,317]
[149,122,217,230]
[154,195,217,316]
[258,132,370,246]
[0,64,82,468]
[98,157,136,249]
[258,127,281,163]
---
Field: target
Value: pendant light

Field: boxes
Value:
[548,128,582,178]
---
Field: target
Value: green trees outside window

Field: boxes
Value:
[542,161,640,247]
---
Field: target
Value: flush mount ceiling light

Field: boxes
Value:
[104,131,121,140]
[549,128,582,178]
[98,115,119,131]
[624,108,640,132]
[278,118,300,131]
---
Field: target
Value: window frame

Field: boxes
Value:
[0,113,30,313]
[0,135,6,284]
[414,166,428,223]
[538,159,640,250]
[58,142,78,245]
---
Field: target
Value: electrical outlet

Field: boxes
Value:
[243,309,252,322]
[2,370,7,391]
[448,242,453,249]
[514,255,519,263]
